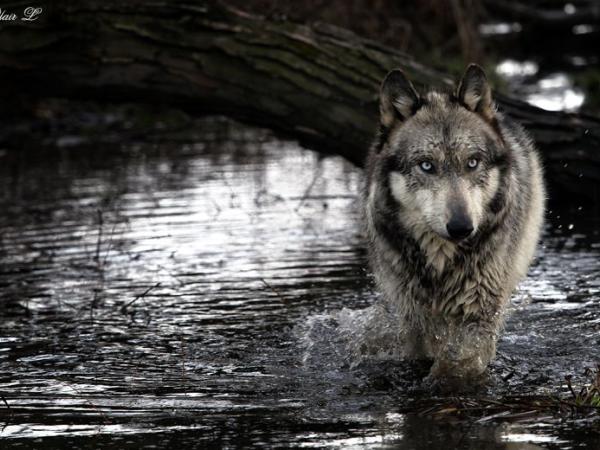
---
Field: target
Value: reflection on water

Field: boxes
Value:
[572,24,597,35]
[495,60,586,112]
[0,118,599,448]
[527,73,585,112]
[479,22,523,36]
[496,60,539,78]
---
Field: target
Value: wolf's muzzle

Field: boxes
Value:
[446,216,474,241]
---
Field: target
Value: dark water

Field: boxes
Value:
[0,118,599,449]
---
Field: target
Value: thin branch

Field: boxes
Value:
[120,282,161,313]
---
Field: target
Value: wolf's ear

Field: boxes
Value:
[457,64,495,121]
[379,69,420,128]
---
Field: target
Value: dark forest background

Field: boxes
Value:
[1,0,600,201]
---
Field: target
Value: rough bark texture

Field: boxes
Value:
[1,0,600,201]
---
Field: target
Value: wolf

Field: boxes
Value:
[363,64,545,387]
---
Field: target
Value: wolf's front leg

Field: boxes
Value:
[427,319,498,389]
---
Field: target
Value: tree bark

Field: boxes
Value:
[1,0,599,201]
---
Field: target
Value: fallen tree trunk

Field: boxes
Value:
[1,1,599,201]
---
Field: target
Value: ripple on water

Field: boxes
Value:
[0,117,599,448]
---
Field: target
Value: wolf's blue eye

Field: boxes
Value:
[419,161,434,173]
[467,158,479,170]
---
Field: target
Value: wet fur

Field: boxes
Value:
[364,67,545,387]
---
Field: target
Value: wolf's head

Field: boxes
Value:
[372,64,508,243]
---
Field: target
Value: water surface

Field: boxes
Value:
[0,118,599,448]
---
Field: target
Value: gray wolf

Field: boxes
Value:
[363,64,545,388]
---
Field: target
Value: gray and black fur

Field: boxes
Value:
[364,64,545,386]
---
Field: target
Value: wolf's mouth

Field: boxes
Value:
[446,233,473,243]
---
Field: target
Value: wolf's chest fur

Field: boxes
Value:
[413,227,456,274]
[372,227,507,321]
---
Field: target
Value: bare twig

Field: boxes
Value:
[120,282,161,314]
[295,164,322,212]
[260,278,287,303]
[102,222,118,266]
[90,289,101,326]
[565,375,577,399]
[180,335,187,381]
[94,209,103,263]
[0,393,13,430]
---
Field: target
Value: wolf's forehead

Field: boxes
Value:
[410,95,487,147]
[391,124,474,155]
[424,91,451,108]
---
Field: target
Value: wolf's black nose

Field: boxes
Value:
[446,218,474,240]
